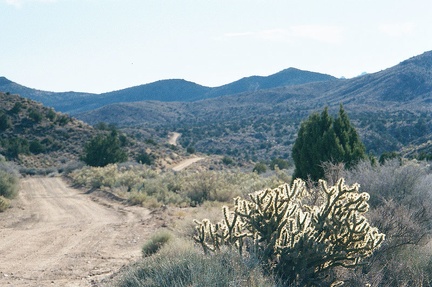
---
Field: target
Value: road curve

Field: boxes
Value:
[0,177,154,287]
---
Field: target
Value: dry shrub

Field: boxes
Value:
[341,159,432,286]
[0,161,19,199]
[141,230,173,257]
[0,196,10,212]
[70,164,291,208]
[116,239,276,287]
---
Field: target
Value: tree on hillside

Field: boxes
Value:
[81,130,127,167]
[292,105,366,181]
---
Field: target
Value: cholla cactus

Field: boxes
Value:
[194,178,385,286]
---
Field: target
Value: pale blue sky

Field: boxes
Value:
[1,0,431,93]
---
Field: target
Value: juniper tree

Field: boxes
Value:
[81,129,127,167]
[292,105,366,181]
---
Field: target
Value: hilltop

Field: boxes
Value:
[0,69,335,114]
[0,92,96,169]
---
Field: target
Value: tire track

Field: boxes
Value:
[0,177,154,287]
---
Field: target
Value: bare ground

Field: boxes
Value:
[0,177,158,287]
[167,132,181,146]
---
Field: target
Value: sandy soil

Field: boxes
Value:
[0,177,157,287]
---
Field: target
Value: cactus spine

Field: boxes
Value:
[194,178,385,286]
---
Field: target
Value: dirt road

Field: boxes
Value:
[168,132,181,146]
[0,177,155,287]
[172,156,204,171]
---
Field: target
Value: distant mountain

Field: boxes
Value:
[0,77,96,114]
[204,68,336,98]
[2,51,432,161]
[0,69,336,114]
[77,50,432,159]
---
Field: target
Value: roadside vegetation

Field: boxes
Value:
[2,96,432,286]
[108,158,432,287]
[70,163,291,208]
[106,107,432,286]
[0,155,20,212]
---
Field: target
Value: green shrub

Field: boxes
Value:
[81,130,127,167]
[0,196,10,212]
[0,112,12,131]
[5,137,29,159]
[46,108,57,121]
[0,169,19,199]
[56,115,70,126]
[292,105,366,181]
[378,151,400,164]
[269,158,289,170]
[9,102,22,114]
[253,162,267,174]
[136,151,154,165]
[29,139,46,154]
[142,230,173,257]
[186,146,195,154]
[28,109,43,123]
[221,156,234,165]
[194,178,385,286]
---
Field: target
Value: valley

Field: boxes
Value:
[0,50,432,286]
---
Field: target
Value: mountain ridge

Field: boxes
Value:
[0,68,336,114]
[76,50,432,159]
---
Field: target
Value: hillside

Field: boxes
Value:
[0,92,95,169]
[0,69,335,114]
[77,51,432,160]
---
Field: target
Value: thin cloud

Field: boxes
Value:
[379,22,416,37]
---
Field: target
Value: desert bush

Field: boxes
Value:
[70,164,291,208]
[0,169,19,199]
[28,109,43,123]
[81,130,127,167]
[0,112,12,131]
[46,108,57,121]
[269,158,289,170]
[221,156,234,165]
[5,137,30,159]
[141,230,173,257]
[116,240,276,287]
[29,139,46,154]
[59,160,85,175]
[9,102,22,114]
[0,159,19,207]
[194,178,385,286]
[0,196,10,212]
[186,146,195,154]
[339,159,432,286]
[135,151,154,165]
[253,162,267,174]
